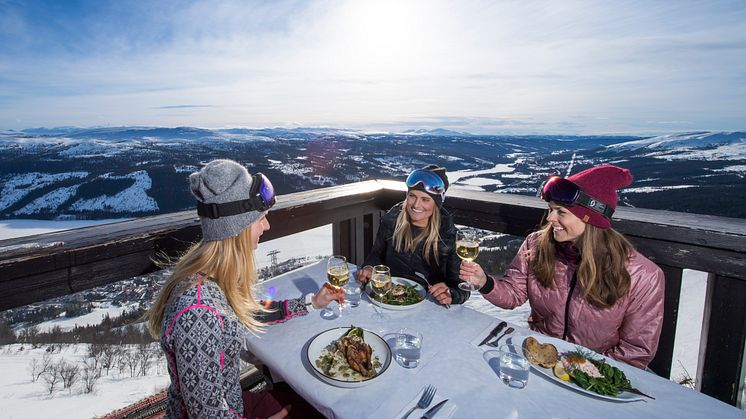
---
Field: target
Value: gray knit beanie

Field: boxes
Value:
[189,159,265,242]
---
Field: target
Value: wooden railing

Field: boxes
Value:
[1,180,744,407]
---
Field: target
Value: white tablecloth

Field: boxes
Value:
[244,261,744,419]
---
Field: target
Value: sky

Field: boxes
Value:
[0,0,745,135]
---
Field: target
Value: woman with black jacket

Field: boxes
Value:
[356,165,469,306]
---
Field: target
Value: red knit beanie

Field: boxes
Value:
[565,164,633,229]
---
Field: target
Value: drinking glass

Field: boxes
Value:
[369,265,391,320]
[498,343,530,388]
[345,282,362,308]
[324,255,350,317]
[395,328,423,368]
[456,228,481,291]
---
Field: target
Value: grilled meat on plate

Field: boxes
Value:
[337,335,374,377]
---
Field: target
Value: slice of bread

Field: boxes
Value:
[523,336,559,368]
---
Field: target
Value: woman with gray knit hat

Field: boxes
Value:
[460,164,664,369]
[357,164,470,306]
[147,159,338,419]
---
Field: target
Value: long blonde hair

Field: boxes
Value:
[392,201,442,264]
[147,227,264,338]
[530,223,633,308]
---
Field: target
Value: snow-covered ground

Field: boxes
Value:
[0,343,169,419]
[34,303,140,333]
[0,220,735,416]
[255,224,332,271]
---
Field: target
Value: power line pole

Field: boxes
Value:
[267,249,280,276]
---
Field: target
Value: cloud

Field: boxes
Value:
[1,0,745,133]
[152,105,217,109]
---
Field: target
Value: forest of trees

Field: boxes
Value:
[16,342,164,396]
[2,305,153,346]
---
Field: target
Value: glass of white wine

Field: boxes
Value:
[456,228,481,291]
[325,255,350,317]
[369,265,392,320]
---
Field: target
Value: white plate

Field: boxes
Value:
[520,335,647,402]
[307,327,392,388]
[365,276,427,311]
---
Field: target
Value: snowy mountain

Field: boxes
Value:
[401,128,473,136]
[0,128,744,219]
[607,131,746,161]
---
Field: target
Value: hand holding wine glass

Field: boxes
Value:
[456,228,482,291]
[324,255,350,317]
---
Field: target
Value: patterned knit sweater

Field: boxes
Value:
[160,274,308,418]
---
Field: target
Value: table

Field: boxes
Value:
[244,261,744,418]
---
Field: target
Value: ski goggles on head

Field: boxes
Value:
[197,172,276,219]
[405,169,446,201]
[540,175,614,218]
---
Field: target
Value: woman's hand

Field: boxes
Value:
[312,283,345,309]
[459,260,488,289]
[428,282,453,305]
[356,265,373,285]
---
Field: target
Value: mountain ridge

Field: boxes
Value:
[1,128,744,219]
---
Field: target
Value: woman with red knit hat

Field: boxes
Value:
[459,164,665,369]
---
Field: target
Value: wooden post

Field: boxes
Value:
[648,264,683,378]
[332,212,379,266]
[697,273,746,406]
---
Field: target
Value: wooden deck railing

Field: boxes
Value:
[1,180,744,407]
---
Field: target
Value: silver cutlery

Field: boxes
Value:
[487,326,515,347]
[420,398,448,419]
[403,385,436,419]
[414,272,449,309]
[478,321,507,346]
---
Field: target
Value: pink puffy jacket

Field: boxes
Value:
[483,232,665,369]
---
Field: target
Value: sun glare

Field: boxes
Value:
[326,1,441,78]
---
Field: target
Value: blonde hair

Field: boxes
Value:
[392,201,442,264]
[147,226,265,338]
[530,222,632,308]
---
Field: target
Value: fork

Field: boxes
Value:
[414,272,449,309]
[402,385,436,419]
[487,327,515,347]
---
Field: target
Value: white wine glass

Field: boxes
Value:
[324,255,350,317]
[369,265,392,320]
[456,228,481,292]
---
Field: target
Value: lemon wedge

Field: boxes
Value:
[553,363,570,381]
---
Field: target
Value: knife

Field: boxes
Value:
[420,399,449,419]
[478,321,507,346]
[414,272,450,309]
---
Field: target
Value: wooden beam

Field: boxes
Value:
[0,181,387,311]
[697,274,746,405]
[648,264,683,378]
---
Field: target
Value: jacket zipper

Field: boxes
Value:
[563,271,578,340]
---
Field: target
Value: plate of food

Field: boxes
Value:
[365,276,426,310]
[307,326,392,388]
[520,335,654,402]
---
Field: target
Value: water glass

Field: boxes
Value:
[498,343,530,388]
[395,328,422,368]
[345,283,362,308]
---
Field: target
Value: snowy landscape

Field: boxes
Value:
[0,128,743,416]
[1,128,745,219]
[3,0,744,415]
